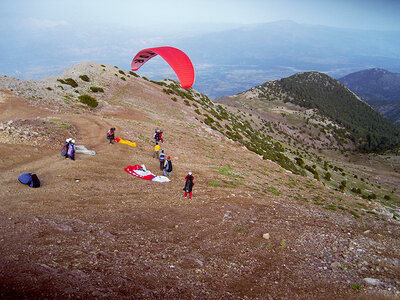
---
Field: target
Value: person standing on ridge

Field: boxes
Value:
[153,129,159,143]
[159,150,166,170]
[67,139,76,160]
[163,156,172,177]
[62,138,71,158]
[107,128,115,144]
[158,130,164,144]
[183,171,194,199]
[153,142,160,158]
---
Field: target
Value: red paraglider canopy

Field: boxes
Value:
[131,46,195,89]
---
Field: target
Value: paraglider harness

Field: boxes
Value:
[18,173,40,188]
[154,131,160,143]
[165,160,172,172]
[184,175,194,192]
[61,141,70,157]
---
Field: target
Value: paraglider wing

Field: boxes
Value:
[131,46,195,89]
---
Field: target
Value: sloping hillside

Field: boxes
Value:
[217,71,400,215]
[339,68,400,125]
[339,68,400,102]
[0,63,399,299]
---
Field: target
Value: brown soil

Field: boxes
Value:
[0,89,399,299]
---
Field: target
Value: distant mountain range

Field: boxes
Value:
[338,68,400,124]
[1,20,400,99]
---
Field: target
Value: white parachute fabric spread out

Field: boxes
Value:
[75,145,96,155]
[124,164,170,182]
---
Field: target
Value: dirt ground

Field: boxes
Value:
[0,89,399,299]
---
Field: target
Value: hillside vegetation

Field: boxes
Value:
[278,72,400,151]
[0,62,399,299]
[339,68,400,125]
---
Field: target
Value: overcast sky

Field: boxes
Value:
[1,0,400,31]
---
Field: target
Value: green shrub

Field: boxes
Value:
[350,284,363,291]
[64,78,78,88]
[171,97,177,102]
[46,87,52,91]
[339,180,347,192]
[129,71,139,77]
[184,99,191,106]
[79,75,90,82]
[350,211,360,218]
[324,172,332,181]
[90,86,104,93]
[121,77,126,81]
[295,157,305,168]
[78,94,98,107]
[118,70,126,75]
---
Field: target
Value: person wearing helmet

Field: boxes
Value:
[67,139,76,160]
[183,171,194,199]
[61,138,71,158]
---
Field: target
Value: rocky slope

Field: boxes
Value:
[0,63,399,299]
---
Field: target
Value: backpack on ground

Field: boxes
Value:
[18,173,41,188]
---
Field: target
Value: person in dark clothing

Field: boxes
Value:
[67,139,76,160]
[183,171,194,199]
[159,150,166,170]
[61,138,71,158]
[107,128,115,144]
[163,156,172,176]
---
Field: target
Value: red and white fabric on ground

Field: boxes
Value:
[124,165,170,182]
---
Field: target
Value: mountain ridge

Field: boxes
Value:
[0,63,399,298]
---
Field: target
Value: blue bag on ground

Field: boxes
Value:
[18,173,40,188]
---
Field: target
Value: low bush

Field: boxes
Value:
[78,94,98,107]
[129,71,139,77]
[64,78,78,88]
[79,75,90,82]
[90,86,104,93]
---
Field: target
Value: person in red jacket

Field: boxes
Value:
[183,171,194,199]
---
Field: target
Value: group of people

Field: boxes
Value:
[72,126,194,199]
[157,150,173,177]
[62,138,76,160]
[152,130,173,177]
[152,129,195,199]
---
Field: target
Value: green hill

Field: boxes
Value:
[276,72,400,151]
